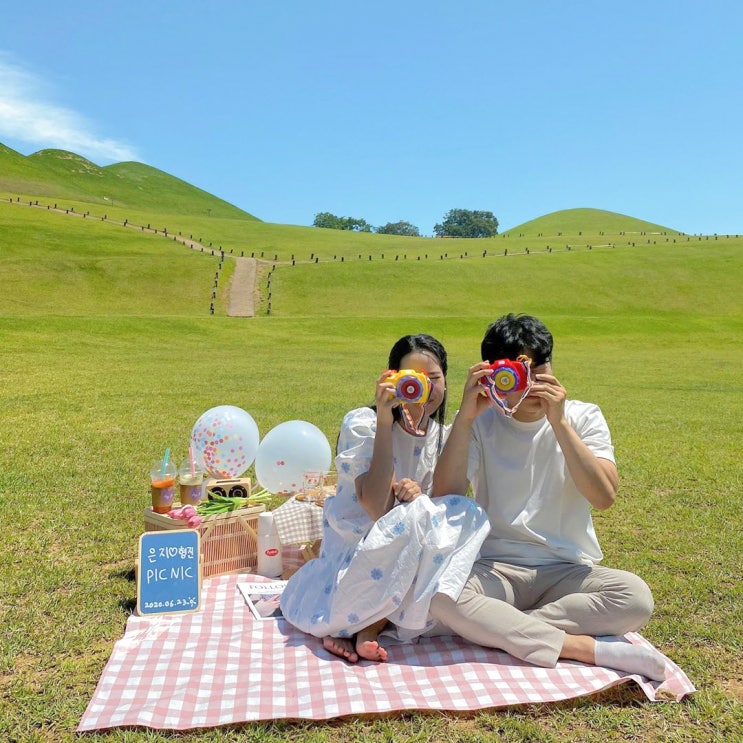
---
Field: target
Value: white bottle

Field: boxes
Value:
[256,511,283,578]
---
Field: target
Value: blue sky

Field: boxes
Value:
[1,1,741,235]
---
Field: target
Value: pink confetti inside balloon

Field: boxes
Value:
[190,405,260,478]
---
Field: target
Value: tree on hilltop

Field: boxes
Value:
[434,209,499,238]
[313,212,372,232]
[375,221,420,237]
[313,212,344,229]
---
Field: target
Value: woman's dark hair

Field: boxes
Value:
[386,333,448,429]
[339,333,449,456]
[481,314,553,367]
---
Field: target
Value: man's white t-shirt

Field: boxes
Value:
[467,400,615,566]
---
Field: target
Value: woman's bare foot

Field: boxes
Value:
[356,626,388,662]
[322,636,358,663]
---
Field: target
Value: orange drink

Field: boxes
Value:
[150,460,178,513]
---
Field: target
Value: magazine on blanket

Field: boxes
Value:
[237,580,288,621]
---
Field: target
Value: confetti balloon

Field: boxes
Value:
[190,405,260,478]
[255,420,332,494]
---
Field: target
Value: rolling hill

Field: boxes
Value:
[5,138,733,323]
[0,142,258,220]
[0,144,689,269]
[504,207,678,236]
[1,141,690,239]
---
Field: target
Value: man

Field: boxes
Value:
[430,313,666,680]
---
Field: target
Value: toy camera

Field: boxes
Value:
[480,357,532,398]
[387,369,432,404]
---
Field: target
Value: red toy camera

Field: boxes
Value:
[479,356,532,417]
[480,357,532,397]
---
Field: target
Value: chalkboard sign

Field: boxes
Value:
[137,529,201,616]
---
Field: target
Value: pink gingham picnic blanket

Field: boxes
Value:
[78,570,695,731]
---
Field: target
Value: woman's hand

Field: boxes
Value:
[375,370,398,426]
[393,478,422,503]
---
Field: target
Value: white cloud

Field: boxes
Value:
[0,58,139,163]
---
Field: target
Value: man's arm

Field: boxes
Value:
[432,362,492,497]
[532,372,618,510]
[432,411,472,496]
[552,420,618,509]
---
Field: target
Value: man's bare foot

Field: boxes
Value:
[322,635,358,663]
[356,627,388,662]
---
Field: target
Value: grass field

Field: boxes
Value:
[0,158,741,741]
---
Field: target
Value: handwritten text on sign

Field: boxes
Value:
[137,529,201,615]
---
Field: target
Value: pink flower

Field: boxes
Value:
[167,506,202,528]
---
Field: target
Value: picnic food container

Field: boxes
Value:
[143,503,266,577]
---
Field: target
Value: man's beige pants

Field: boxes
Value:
[425,559,654,667]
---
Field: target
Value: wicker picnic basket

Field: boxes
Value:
[143,503,266,577]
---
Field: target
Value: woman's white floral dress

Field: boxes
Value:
[281,407,490,641]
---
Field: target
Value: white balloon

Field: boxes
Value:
[255,420,332,494]
[190,405,260,478]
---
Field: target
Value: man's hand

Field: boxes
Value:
[529,372,567,426]
[458,361,494,422]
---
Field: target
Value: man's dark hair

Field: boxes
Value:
[480,314,553,366]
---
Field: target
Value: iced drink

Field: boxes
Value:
[179,459,205,507]
[150,460,177,514]
[301,471,324,504]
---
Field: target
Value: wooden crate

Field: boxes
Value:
[143,504,265,577]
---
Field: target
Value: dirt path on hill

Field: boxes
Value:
[227,257,257,317]
[6,198,256,317]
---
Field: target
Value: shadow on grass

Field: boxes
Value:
[110,566,137,614]
[112,566,136,581]
[118,596,137,614]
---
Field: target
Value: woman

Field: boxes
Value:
[280,334,489,662]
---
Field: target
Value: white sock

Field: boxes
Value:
[594,637,667,681]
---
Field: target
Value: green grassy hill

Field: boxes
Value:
[505,207,678,236]
[4,194,730,320]
[0,141,57,194]
[0,142,258,219]
[268,240,741,321]
[2,140,739,325]
[3,140,706,273]
[0,201,223,316]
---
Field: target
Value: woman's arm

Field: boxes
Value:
[356,372,398,521]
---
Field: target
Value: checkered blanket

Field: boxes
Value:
[78,566,695,731]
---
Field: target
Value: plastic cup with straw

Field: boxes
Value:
[179,446,205,508]
[150,448,177,514]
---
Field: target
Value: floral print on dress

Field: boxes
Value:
[279,406,490,644]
